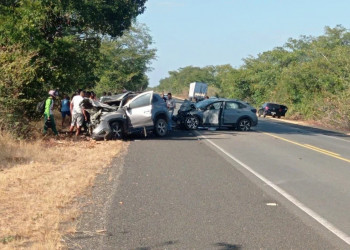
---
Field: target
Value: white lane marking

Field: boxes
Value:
[266,203,278,206]
[198,133,350,246]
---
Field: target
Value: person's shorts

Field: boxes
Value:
[71,113,84,127]
[61,111,71,118]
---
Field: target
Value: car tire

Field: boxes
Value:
[184,116,199,130]
[110,121,123,140]
[237,118,251,131]
[278,116,281,119]
[154,118,168,137]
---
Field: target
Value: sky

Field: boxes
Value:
[137,0,350,87]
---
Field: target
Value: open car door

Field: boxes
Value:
[202,101,222,126]
[124,91,153,129]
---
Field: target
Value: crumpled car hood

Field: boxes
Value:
[80,98,120,129]
[80,98,117,112]
[178,100,196,112]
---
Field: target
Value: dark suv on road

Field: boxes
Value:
[258,102,288,118]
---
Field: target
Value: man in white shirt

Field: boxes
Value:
[166,92,176,131]
[69,90,87,136]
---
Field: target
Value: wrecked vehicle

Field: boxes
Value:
[81,91,170,140]
[174,98,258,131]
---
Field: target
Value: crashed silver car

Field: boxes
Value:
[81,91,170,140]
[174,98,258,131]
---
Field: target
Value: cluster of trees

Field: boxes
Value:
[156,25,350,130]
[0,0,156,137]
[95,24,156,95]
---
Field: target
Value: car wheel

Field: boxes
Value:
[185,116,199,130]
[110,121,123,139]
[154,118,168,137]
[237,118,251,131]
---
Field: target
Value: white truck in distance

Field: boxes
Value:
[188,82,208,101]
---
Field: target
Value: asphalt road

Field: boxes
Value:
[70,100,350,249]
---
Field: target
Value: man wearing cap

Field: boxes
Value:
[43,90,59,136]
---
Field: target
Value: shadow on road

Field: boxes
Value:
[133,241,242,250]
[125,127,242,142]
[121,118,349,143]
[134,240,179,250]
[213,242,242,250]
[257,118,350,139]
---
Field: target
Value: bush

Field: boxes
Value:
[0,45,40,138]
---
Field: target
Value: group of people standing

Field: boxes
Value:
[43,89,98,137]
[43,90,177,137]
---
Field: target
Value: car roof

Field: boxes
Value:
[195,98,251,108]
[100,91,134,102]
[206,98,247,103]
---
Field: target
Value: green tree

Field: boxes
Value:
[157,66,217,94]
[0,0,147,137]
[154,25,350,130]
[95,23,157,94]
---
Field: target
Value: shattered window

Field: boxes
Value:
[225,102,239,110]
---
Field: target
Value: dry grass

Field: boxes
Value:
[0,132,127,249]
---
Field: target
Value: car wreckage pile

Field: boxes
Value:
[81,92,260,141]
[81,91,170,140]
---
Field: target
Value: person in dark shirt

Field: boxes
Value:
[161,92,167,102]
[60,94,71,127]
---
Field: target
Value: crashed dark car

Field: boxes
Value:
[174,98,258,131]
[81,91,170,140]
[258,102,288,118]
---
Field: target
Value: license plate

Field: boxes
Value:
[271,112,276,115]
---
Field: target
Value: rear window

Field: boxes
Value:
[226,102,247,109]
[225,102,239,110]
[267,103,280,109]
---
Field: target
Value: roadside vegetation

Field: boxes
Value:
[0,1,155,139]
[0,1,151,249]
[0,125,126,249]
[156,25,350,131]
[1,1,349,247]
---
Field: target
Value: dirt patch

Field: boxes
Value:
[0,133,127,249]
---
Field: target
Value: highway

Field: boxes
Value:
[198,118,350,247]
[70,100,350,249]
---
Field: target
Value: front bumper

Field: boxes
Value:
[91,122,112,140]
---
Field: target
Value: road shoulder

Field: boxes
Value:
[66,146,128,249]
